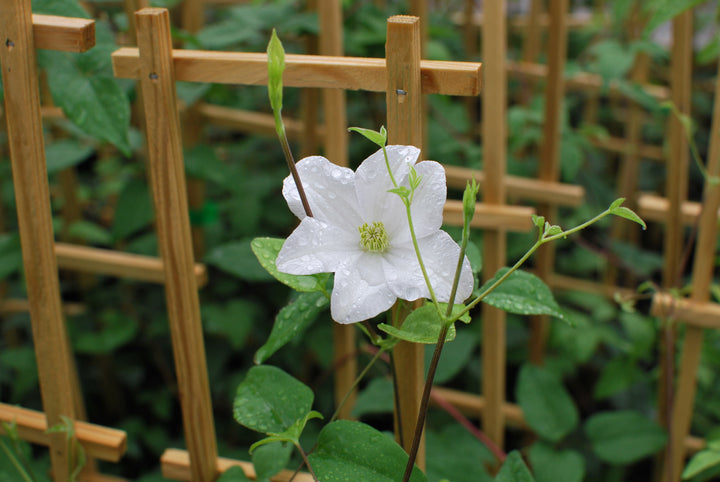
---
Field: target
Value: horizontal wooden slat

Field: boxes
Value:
[0,403,126,462]
[589,135,665,161]
[637,193,706,226]
[507,60,670,100]
[443,201,535,231]
[161,448,315,481]
[443,165,585,206]
[652,292,720,330]
[548,273,635,299]
[112,48,482,96]
[452,11,598,29]
[32,14,95,53]
[198,103,312,138]
[55,243,208,287]
[0,298,85,316]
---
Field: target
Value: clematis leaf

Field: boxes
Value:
[348,126,387,147]
[251,442,293,482]
[609,206,647,230]
[377,304,455,344]
[495,451,535,482]
[249,411,323,452]
[251,237,330,292]
[255,291,329,364]
[477,268,566,321]
[216,466,252,481]
[233,366,314,435]
[309,420,428,482]
[584,411,667,464]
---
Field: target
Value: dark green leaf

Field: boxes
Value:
[112,178,153,241]
[254,291,328,363]
[252,442,293,482]
[251,237,329,291]
[425,424,494,482]
[207,239,274,281]
[378,304,455,344]
[642,0,706,37]
[351,377,393,418]
[516,364,578,442]
[216,466,252,482]
[593,357,642,400]
[45,139,94,174]
[308,420,428,482]
[529,443,585,482]
[478,268,565,320]
[424,328,476,383]
[74,312,138,354]
[203,300,259,349]
[496,451,535,482]
[585,411,667,464]
[0,233,22,281]
[233,366,313,435]
[67,220,113,246]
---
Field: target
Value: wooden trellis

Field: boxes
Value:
[109,5,559,477]
[0,3,127,480]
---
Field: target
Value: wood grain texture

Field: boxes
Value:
[113,48,482,96]
[135,8,218,481]
[55,242,208,286]
[386,15,426,468]
[0,403,126,462]
[0,1,78,478]
[160,449,315,481]
[664,36,720,482]
[480,0,508,449]
[32,14,95,52]
[637,194,707,225]
[443,201,533,231]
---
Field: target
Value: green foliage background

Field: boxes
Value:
[1,0,720,480]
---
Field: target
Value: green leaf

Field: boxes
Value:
[478,268,565,320]
[351,377,394,418]
[424,328,476,383]
[254,291,329,364]
[67,220,113,246]
[45,139,94,174]
[585,411,667,464]
[112,178,154,241]
[0,234,22,282]
[593,357,642,400]
[252,442,293,482]
[203,300,259,349]
[425,424,494,482]
[233,366,314,435]
[308,420,428,482]
[683,449,720,479]
[516,364,578,442]
[529,443,585,482]
[610,206,647,230]
[216,466,252,482]
[42,52,130,155]
[586,39,635,84]
[249,411,323,452]
[531,214,545,229]
[642,0,706,37]
[251,237,330,291]
[267,29,285,115]
[206,239,274,281]
[495,451,535,482]
[348,126,387,147]
[378,304,455,344]
[74,311,138,354]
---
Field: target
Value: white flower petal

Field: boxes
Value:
[382,245,430,302]
[276,217,360,275]
[282,156,363,232]
[355,146,419,223]
[331,254,397,324]
[409,161,446,238]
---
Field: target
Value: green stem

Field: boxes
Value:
[389,351,405,448]
[0,439,33,482]
[329,348,386,423]
[445,204,472,317]
[404,201,440,309]
[275,117,313,218]
[401,322,451,482]
[295,443,319,482]
[381,145,399,188]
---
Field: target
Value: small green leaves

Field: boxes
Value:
[378,304,455,344]
[477,268,566,320]
[249,410,323,453]
[308,420,428,482]
[516,364,579,443]
[462,178,479,226]
[584,411,667,464]
[234,365,314,435]
[495,451,535,482]
[267,29,285,116]
[348,126,387,148]
[683,440,720,480]
[251,237,329,292]
[608,198,646,230]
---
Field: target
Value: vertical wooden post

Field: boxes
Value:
[318,0,356,420]
[519,0,543,104]
[529,0,568,365]
[386,15,425,468]
[0,0,78,479]
[481,0,508,449]
[662,24,713,482]
[658,12,693,480]
[135,8,218,481]
[300,0,321,158]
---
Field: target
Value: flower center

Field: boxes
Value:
[359,221,389,253]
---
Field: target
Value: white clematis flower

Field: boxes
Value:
[276,145,474,324]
